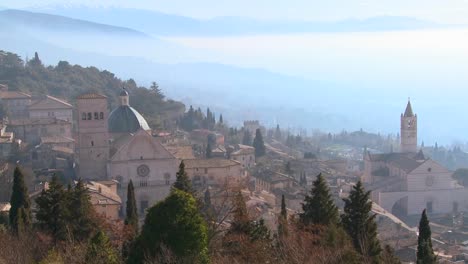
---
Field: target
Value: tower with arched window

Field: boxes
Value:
[76,93,109,179]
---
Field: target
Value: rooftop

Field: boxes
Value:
[41,135,75,144]
[368,152,426,173]
[86,181,122,205]
[9,118,71,126]
[184,158,241,169]
[29,95,72,110]
[166,145,195,160]
[77,93,107,99]
[0,90,31,99]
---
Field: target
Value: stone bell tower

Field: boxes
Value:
[400,99,417,153]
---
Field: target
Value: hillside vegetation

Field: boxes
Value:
[0,50,185,128]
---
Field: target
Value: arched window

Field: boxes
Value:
[87,112,92,120]
[94,112,98,120]
[81,112,86,120]
[99,112,104,119]
[91,141,94,146]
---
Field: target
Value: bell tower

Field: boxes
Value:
[76,93,109,179]
[400,99,417,153]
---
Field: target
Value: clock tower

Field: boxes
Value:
[400,99,417,153]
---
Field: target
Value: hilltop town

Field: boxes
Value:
[1,51,468,264]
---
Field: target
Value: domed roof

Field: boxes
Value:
[108,106,150,133]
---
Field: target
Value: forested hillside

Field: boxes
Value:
[0,50,185,128]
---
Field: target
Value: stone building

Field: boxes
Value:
[86,181,121,221]
[76,90,179,216]
[8,118,72,145]
[363,100,468,217]
[29,95,73,122]
[76,93,109,180]
[184,158,245,188]
[0,86,31,121]
[230,144,255,169]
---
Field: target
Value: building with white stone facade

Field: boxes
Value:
[76,90,179,215]
[363,100,468,217]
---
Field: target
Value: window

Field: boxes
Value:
[204,168,208,174]
[94,112,98,120]
[91,141,94,146]
[427,168,432,172]
[82,113,86,120]
[87,112,92,120]
[99,112,104,119]
[139,179,148,187]
[164,173,171,185]
[140,156,143,160]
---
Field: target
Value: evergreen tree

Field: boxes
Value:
[9,166,31,233]
[203,188,212,211]
[127,190,209,264]
[35,175,69,242]
[253,129,266,158]
[173,161,193,194]
[285,161,293,175]
[242,130,252,146]
[86,230,119,264]
[382,245,401,264]
[206,143,212,158]
[68,179,97,241]
[125,180,139,235]
[219,114,223,124]
[278,195,288,237]
[416,209,436,264]
[230,191,250,234]
[300,173,339,226]
[275,124,281,140]
[341,181,382,263]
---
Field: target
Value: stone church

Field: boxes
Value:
[76,90,178,215]
[363,100,468,217]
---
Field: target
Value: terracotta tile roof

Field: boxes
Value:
[86,181,122,205]
[51,146,74,154]
[29,95,72,109]
[368,152,426,173]
[77,93,107,99]
[166,145,195,160]
[184,158,241,169]
[41,135,75,144]
[0,90,31,99]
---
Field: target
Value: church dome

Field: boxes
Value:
[108,89,150,133]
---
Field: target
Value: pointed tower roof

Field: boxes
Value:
[404,99,414,117]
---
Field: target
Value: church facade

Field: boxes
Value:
[76,90,179,215]
[363,100,468,217]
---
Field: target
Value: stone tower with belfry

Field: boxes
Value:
[400,99,417,153]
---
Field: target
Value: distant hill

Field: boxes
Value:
[34,7,446,36]
[0,9,148,37]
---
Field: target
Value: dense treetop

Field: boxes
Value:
[0,50,184,128]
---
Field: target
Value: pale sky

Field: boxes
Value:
[3,0,468,23]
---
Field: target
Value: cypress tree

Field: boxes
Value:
[275,124,281,140]
[219,114,223,124]
[125,180,139,234]
[416,209,436,264]
[173,161,193,194]
[300,173,339,226]
[68,179,97,241]
[230,191,250,234]
[278,195,288,236]
[35,175,68,242]
[253,128,266,157]
[206,143,212,159]
[9,166,31,233]
[341,181,382,263]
